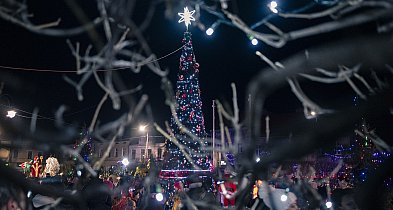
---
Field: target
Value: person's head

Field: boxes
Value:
[332,188,359,210]
[0,180,27,210]
[224,166,232,175]
[174,181,183,192]
[256,180,263,187]
[133,191,140,200]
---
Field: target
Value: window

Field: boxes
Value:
[256,145,261,156]
[27,151,33,159]
[131,149,136,160]
[141,149,145,159]
[148,149,152,158]
[108,150,111,158]
[13,149,18,158]
[157,149,162,159]
[122,147,125,157]
[115,148,118,157]
[99,149,102,158]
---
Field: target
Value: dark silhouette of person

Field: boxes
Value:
[82,175,112,210]
[0,180,28,210]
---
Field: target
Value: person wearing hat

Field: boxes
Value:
[171,181,184,210]
[219,167,236,208]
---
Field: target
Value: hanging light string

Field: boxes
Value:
[0,41,188,73]
[0,103,84,128]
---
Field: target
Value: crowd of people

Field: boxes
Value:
[0,168,369,210]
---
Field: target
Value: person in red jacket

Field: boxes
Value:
[219,167,236,208]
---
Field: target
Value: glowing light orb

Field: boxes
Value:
[281,194,288,202]
[6,110,16,118]
[206,28,214,36]
[326,201,332,208]
[251,38,259,45]
[155,193,164,202]
[122,158,129,166]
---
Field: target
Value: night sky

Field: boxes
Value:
[0,0,390,138]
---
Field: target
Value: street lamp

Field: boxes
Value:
[1,95,16,119]
[6,110,16,118]
[139,125,149,160]
[122,158,129,166]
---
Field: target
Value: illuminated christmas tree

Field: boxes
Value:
[352,118,390,183]
[163,31,210,170]
[74,127,93,163]
[161,7,211,177]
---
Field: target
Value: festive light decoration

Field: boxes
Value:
[268,1,279,13]
[251,38,258,46]
[160,29,213,201]
[178,7,195,30]
[30,156,43,177]
[44,157,60,177]
[163,31,210,172]
[74,128,93,163]
[206,28,214,36]
[19,160,32,175]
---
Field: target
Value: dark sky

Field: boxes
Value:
[1,0,389,138]
[0,1,264,130]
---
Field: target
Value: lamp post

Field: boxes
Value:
[212,100,215,167]
[121,158,129,175]
[0,94,16,119]
[139,125,149,161]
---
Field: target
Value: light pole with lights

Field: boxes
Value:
[139,125,149,161]
[0,95,16,119]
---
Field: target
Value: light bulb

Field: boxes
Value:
[6,110,16,118]
[268,1,278,13]
[206,28,214,36]
[122,158,129,166]
[251,38,258,45]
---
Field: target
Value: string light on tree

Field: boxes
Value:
[248,35,259,46]
[206,21,220,36]
[74,127,93,163]
[160,7,211,191]
[268,1,279,13]
[251,38,259,46]
[206,28,214,36]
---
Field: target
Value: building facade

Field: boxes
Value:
[94,135,166,168]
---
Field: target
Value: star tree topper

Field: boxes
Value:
[178,7,195,30]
